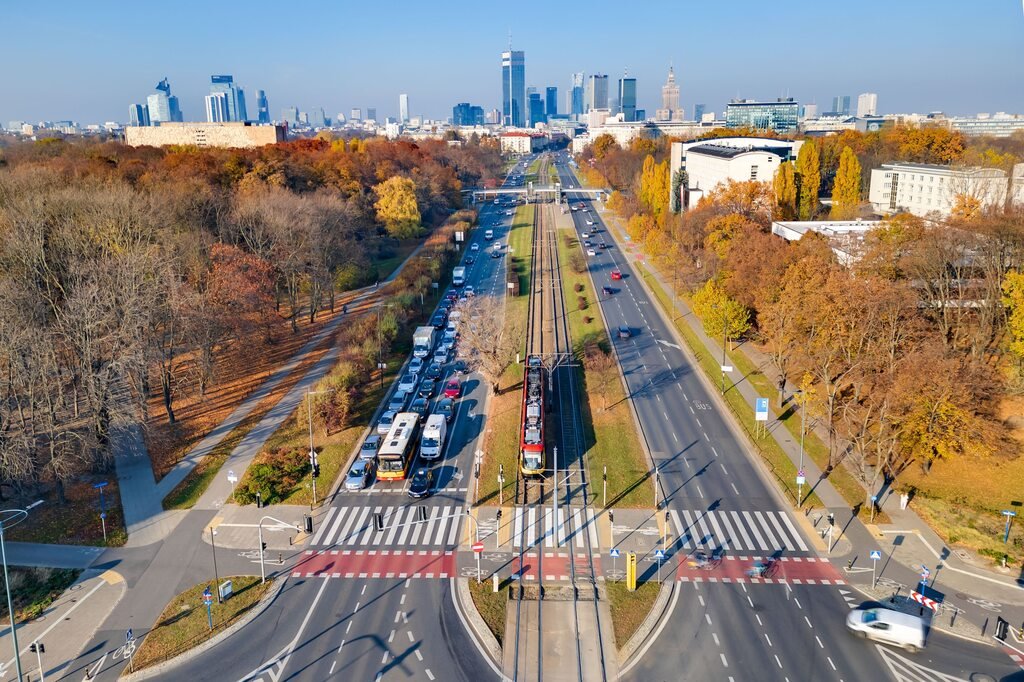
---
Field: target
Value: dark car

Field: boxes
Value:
[407,468,433,498]
[445,290,458,302]
[418,378,437,399]
[618,325,632,339]
[599,241,608,249]
[602,286,614,296]
[425,363,443,381]
[435,397,455,422]
[409,397,430,416]
[431,313,447,330]
[465,255,475,265]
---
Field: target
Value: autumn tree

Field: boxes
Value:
[638,155,670,225]
[591,134,617,160]
[830,146,861,219]
[1002,270,1024,362]
[457,296,522,393]
[773,161,797,220]
[796,139,821,220]
[374,176,421,238]
[691,280,750,349]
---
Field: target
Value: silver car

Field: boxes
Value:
[345,459,375,491]
[377,410,397,435]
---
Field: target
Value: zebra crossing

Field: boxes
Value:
[512,506,599,549]
[310,505,463,549]
[670,509,809,553]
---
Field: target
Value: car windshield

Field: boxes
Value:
[349,462,366,476]
[412,472,427,486]
[422,437,439,448]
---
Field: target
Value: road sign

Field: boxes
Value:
[610,548,621,558]
[472,541,485,553]
[227,470,238,485]
[796,472,806,486]
[921,566,930,579]
[125,629,134,643]
[202,587,213,605]
[755,398,769,422]
[654,549,666,560]
[910,590,939,612]
[869,550,882,560]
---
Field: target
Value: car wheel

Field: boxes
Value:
[903,644,919,653]
[853,630,867,639]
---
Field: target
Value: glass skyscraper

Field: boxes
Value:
[528,92,545,127]
[210,75,247,122]
[502,49,526,127]
[545,87,557,118]
[585,74,609,112]
[618,77,637,122]
[128,103,150,127]
[147,78,182,123]
[256,90,270,124]
[571,72,585,119]
[725,98,799,133]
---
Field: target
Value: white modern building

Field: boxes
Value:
[800,115,858,135]
[856,93,878,118]
[772,219,882,266]
[948,113,1024,137]
[669,137,804,210]
[868,162,1020,218]
[500,132,545,154]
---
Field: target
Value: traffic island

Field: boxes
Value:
[606,580,662,650]
[467,577,512,645]
[129,575,274,672]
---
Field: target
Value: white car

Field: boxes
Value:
[465,285,475,297]
[376,410,397,436]
[587,249,597,256]
[471,243,479,252]
[505,210,513,216]
[398,374,417,393]
[586,220,594,226]
[409,357,424,375]
[433,347,449,364]
[581,232,589,239]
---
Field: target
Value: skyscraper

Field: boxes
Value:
[205,93,230,122]
[128,103,150,127]
[693,103,706,122]
[656,65,681,121]
[399,94,409,123]
[282,107,299,125]
[585,74,609,112]
[856,92,878,117]
[528,92,545,127]
[545,87,558,118]
[501,49,526,127]
[367,108,377,122]
[618,76,637,122]
[832,95,852,115]
[453,103,485,126]
[147,78,182,123]
[350,108,362,121]
[310,108,326,128]
[210,75,247,122]
[256,90,270,124]
[571,72,585,120]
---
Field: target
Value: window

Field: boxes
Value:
[750,165,759,180]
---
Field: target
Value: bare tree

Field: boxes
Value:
[456,296,520,393]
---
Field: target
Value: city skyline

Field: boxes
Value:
[1,0,1022,124]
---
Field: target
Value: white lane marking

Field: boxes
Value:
[705,613,712,625]
[416,650,424,661]
[720,653,729,668]
[756,613,763,626]
[346,621,353,634]
[361,585,367,596]
[703,432,711,442]
[400,594,406,605]
[697,485,705,498]
[407,630,415,642]
[353,601,360,613]
[698,594,705,607]
[747,596,754,608]
[425,670,436,680]
[672,431,679,443]
[712,633,720,645]
[731,483,740,495]
[711,446,719,457]
[827,657,836,671]
[804,616,813,629]
[765,633,773,647]
[794,598,803,609]
[775,655,783,669]
[695,417,702,427]
[720,463,728,476]
[388,629,395,643]
[329,661,337,675]
[338,640,346,653]
[815,635,824,649]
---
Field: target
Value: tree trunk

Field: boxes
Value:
[161,367,176,424]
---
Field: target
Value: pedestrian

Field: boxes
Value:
[900,492,909,510]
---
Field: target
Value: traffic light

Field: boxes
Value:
[373,513,385,532]
[996,617,1009,641]
[303,515,313,534]
[418,506,428,522]
[261,541,267,552]
[828,513,835,527]
[312,463,321,479]
[29,642,43,654]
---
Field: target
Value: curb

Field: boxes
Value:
[454,577,504,668]
[618,580,675,666]
[120,577,286,681]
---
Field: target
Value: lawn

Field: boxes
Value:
[7,477,127,547]
[132,575,274,671]
[605,580,661,650]
[477,205,533,505]
[0,567,81,622]
[468,579,510,646]
[556,229,653,509]
[372,238,421,283]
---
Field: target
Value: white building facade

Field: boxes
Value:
[771,220,882,266]
[868,162,1015,218]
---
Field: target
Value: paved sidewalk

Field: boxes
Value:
[0,569,125,681]
[596,203,1024,610]
[4,542,104,569]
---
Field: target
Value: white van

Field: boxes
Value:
[846,608,926,652]
[485,229,494,241]
[419,414,447,460]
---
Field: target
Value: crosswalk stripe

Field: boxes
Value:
[408,510,426,545]
[513,507,524,548]
[383,507,406,545]
[397,509,415,545]
[359,506,383,544]
[434,506,453,545]
[693,513,714,547]
[587,508,599,548]
[728,511,755,549]
[312,507,336,545]
[777,512,808,551]
[446,509,462,546]
[680,510,697,547]
[706,512,729,550]
[345,508,371,545]
[325,506,349,546]
[527,507,536,547]
[423,506,440,543]
[544,509,554,548]
[573,508,584,547]
[670,510,685,546]
[715,511,740,551]
[766,512,794,551]
[557,507,566,546]
[754,511,782,550]
[741,511,767,549]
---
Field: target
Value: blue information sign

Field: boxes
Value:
[610,548,621,558]
[655,549,666,559]
[869,550,882,560]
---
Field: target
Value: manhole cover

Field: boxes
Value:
[969,674,996,682]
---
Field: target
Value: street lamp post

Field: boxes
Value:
[796,389,806,506]
[209,527,221,603]
[0,509,29,682]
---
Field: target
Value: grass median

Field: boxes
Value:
[478,204,533,505]
[132,575,274,670]
[468,579,510,646]
[555,226,653,509]
[605,580,661,650]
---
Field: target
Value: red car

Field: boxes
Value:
[610,269,623,280]
[443,379,461,398]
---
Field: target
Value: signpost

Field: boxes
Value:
[227,470,238,500]
[870,494,878,523]
[919,566,930,592]
[203,587,214,631]
[473,541,484,584]
[1002,510,1017,544]
[796,470,806,509]
[869,549,882,588]
[94,481,109,543]
[610,548,620,579]
[655,549,666,583]
[910,590,939,613]
[755,398,769,436]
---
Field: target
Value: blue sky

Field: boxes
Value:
[1,0,1022,124]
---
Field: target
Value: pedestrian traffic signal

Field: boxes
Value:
[996,617,1009,641]
[303,515,313,534]
[29,642,43,653]
[261,541,267,552]
[828,513,835,527]
[374,513,385,532]
[417,506,428,522]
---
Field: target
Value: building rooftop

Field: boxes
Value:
[880,161,1006,176]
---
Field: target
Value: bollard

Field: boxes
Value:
[493,573,499,593]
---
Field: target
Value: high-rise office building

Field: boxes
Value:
[725,98,799,133]
[147,78,182,123]
[656,65,681,121]
[256,90,270,124]
[800,103,818,119]
[310,108,326,128]
[399,94,409,123]
[618,76,637,122]
[205,93,230,122]
[585,74,609,113]
[545,87,558,118]
[350,108,362,121]
[128,103,150,127]
[209,75,247,122]
[571,72,585,119]
[856,92,878,117]
[832,95,852,115]
[453,103,485,126]
[528,92,545,127]
[693,103,706,122]
[282,107,299,125]
[501,49,526,127]
[636,109,646,121]
[367,108,377,122]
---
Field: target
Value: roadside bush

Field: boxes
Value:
[234,446,309,505]
[569,251,586,274]
[575,283,584,293]
[583,316,593,324]
[577,295,588,311]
